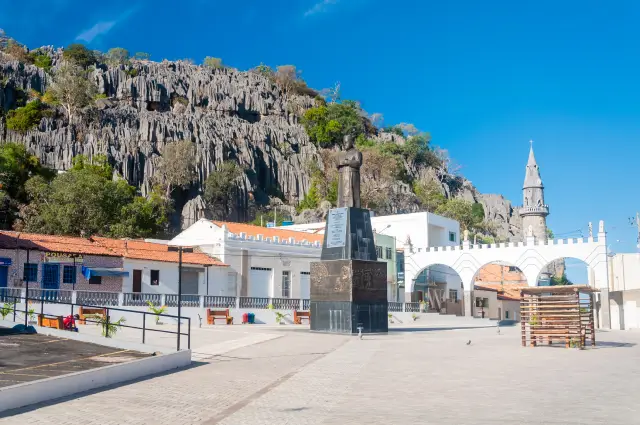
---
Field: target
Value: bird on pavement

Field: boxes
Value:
[497,327,501,335]
[466,340,471,345]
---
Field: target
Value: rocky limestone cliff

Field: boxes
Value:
[0,50,522,239]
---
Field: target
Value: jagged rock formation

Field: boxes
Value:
[0,49,521,238]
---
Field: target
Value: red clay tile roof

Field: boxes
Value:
[211,221,324,244]
[0,231,226,267]
[474,283,528,301]
[91,237,227,266]
[0,231,117,256]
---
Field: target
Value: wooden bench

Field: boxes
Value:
[207,308,233,325]
[78,307,106,325]
[37,314,64,330]
[293,310,310,325]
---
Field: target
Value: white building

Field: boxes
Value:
[171,220,323,299]
[280,212,462,302]
[608,253,640,330]
[92,238,229,296]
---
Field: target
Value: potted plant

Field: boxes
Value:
[388,313,394,324]
[147,301,167,325]
[0,302,13,321]
[92,315,126,338]
[411,313,418,322]
[274,311,289,325]
[26,302,37,325]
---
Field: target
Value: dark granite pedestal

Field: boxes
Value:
[310,259,388,334]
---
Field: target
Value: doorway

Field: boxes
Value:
[0,266,7,288]
[133,269,142,293]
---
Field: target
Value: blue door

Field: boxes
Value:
[42,264,60,290]
[0,266,7,288]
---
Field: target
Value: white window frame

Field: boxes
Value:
[281,270,291,298]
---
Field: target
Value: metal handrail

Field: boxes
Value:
[0,294,191,352]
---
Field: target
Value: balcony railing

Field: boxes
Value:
[388,302,403,312]
[76,291,119,306]
[270,297,301,310]
[166,294,200,307]
[404,302,420,313]
[27,288,73,304]
[239,297,270,309]
[203,296,236,309]
[123,293,162,307]
[1,288,434,317]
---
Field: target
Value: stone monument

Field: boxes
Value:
[310,135,388,334]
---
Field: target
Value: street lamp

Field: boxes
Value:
[168,245,194,351]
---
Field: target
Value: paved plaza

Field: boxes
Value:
[1,323,639,424]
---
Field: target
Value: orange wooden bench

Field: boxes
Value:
[207,308,233,325]
[37,314,64,330]
[293,310,310,324]
[78,307,106,325]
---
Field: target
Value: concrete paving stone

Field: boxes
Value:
[1,325,640,424]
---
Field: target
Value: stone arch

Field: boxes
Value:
[472,260,526,286]
[407,263,465,311]
[535,256,591,286]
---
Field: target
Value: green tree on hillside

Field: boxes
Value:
[62,44,96,68]
[203,57,223,69]
[105,47,130,66]
[435,199,477,231]
[6,100,45,131]
[413,179,446,212]
[154,140,197,197]
[50,65,96,121]
[204,162,243,219]
[21,157,169,237]
[301,100,365,148]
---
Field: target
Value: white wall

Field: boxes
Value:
[609,253,640,291]
[172,219,322,299]
[282,211,461,251]
[121,259,228,296]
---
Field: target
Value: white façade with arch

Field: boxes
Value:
[403,220,610,326]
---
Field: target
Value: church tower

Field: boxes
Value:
[519,142,549,241]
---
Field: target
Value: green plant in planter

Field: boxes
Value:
[274,311,289,324]
[0,302,13,320]
[147,301,167,324]
[411,313,418,321]
[91,315,126,338]
[388,313,394,323]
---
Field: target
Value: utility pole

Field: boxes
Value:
[168,245,194,351]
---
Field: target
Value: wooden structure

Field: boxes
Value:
[520,286,597,349]
[37,314,64,330]
[78,307,106,325]
[206,308,233,325]
[293,310,310,324]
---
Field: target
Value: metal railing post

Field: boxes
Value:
[142,312,146,344]
[13,297,17,321]
[188,317,191,350]
[105,308,110,338]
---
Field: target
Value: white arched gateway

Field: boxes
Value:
[404,221,612,328]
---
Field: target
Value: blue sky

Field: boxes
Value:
[2,0,639,280]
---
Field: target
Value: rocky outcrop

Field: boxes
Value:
[0,51,521,236]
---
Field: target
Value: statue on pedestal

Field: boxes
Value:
[588,222,593,238]
[336,135,363,208]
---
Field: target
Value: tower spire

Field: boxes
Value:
[523,141,543,188]
[519,141,549,241]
